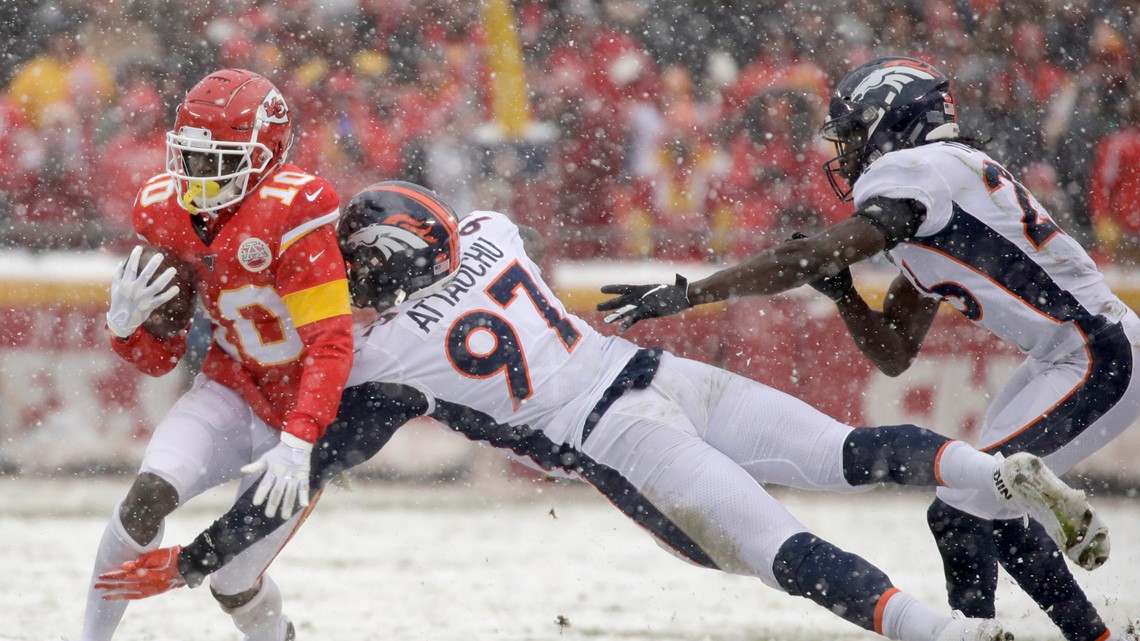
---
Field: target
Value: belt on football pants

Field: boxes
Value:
[580,347,663,444]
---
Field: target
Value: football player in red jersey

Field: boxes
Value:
[77,69,353,641]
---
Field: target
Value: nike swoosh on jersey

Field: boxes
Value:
[309,250,326,263]
[305,186,325,202]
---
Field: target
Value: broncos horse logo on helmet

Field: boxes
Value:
[349,221,433,261]
[821,57,960,201]
[338,181,461,311]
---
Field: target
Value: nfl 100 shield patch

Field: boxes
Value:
[237,237,272,272]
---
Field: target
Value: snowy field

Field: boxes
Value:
[2,474,1137,641]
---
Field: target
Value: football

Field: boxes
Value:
[137,245,198,339]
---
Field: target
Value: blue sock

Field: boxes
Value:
[994,517,1108,641]
[927,498,999,617]
[772,532,895,631]
[843,424,951,486]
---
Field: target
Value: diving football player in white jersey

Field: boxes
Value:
[599,57,1140,641]
[100,181,1109,641]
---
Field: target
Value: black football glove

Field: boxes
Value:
[597,274,691,332]
[788,232,855,303]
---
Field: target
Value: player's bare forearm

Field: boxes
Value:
[687,246,817,305]
[833,295,918,376]
[687,218,887,306]
[833,275,939,377]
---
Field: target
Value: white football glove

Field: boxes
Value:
[106,245,179,339]
[241,432,313,519]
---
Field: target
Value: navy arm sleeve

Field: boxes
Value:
[177,382,430,587]
[853,197,927,250]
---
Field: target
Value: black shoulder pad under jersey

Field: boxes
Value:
[853,197,927,250]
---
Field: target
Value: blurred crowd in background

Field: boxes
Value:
[2,0,1140,265]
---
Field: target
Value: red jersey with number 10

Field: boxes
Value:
[110,164,354,442]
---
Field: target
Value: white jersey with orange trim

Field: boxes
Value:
[855,142,1140,518]
[348,211,640,446]
[854,141,1135,363]
[343,210,1000,592]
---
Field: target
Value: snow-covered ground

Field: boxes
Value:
[3,475,1136,641]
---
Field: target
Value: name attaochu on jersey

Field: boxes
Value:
[402,237,508,337]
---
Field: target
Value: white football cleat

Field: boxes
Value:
[996,452,1109,570]
[934,612,1013,641]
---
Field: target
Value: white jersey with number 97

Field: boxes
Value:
[347,211,640,447]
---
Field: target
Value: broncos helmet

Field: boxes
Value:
[338,181,461,311]
[821,57,959,201]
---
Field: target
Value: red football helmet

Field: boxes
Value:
[165,69,294,214]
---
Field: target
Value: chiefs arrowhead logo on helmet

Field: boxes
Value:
[166,69,295,214]
[259,88,289,125]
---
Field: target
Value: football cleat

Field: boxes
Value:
[997,452,1110,570]
[933,612,1013,641]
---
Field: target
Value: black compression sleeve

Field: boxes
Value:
[853,197,927,250]
[177,382,430,587]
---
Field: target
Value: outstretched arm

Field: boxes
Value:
[598,197,927,331]
[687,216,887,305]
[597,217,886,331]
[95,382,430,598]
[176,382,428,586]
[95,383,534,599]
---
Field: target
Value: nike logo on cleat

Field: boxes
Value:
[993,468,1013,500]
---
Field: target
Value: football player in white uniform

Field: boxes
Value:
[100,181,1112,641]
[599,57,1139,641]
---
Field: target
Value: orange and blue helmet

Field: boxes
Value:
[338,181,461,311]
[821,57,959,201]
